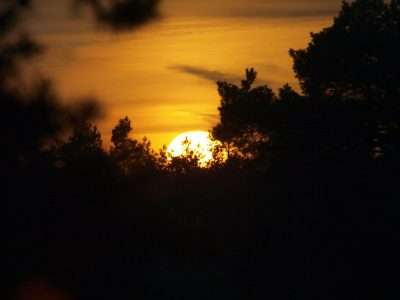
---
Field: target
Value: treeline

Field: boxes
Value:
[3,1,400,299]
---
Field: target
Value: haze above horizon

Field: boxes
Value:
[27,0,340,148]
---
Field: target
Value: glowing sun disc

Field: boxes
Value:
[167,131,219,166]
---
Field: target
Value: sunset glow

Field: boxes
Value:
[167,131,220,166]
[28,1,333,149]
[6,1,397,298]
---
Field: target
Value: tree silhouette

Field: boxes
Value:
[0,0,160,167]
[290,0,400,101]
[289,0,400,162]
[110,117,157,175]
[2,5,160,297]
[1,2,102,169]
[111,116,132,147]
[63,122,103,158]
[213,1,400,168]
[164,138,204,174]
[213,68,274,160]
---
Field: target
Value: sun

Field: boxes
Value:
[167,131,220,167]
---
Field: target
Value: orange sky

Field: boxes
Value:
[26,0,339,149]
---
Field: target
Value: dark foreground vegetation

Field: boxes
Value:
[3,0,400,299]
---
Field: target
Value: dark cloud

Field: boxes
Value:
[169,64,279,87]
[75,0,161,30]
[169,65,242,83]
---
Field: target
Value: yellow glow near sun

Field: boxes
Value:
[167,131,220,166]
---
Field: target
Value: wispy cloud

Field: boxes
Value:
[169,65,241,83]
[198,112,219,123]
[165,0,341,19]
[169,64,280,87]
